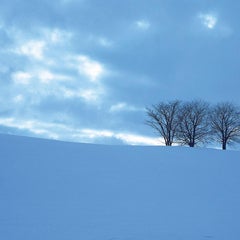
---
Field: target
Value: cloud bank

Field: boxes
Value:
[0,0,239,145]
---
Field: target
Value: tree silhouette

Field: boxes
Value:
[146,100,181,146]
[210,102,240,150]
[176,100,210,147]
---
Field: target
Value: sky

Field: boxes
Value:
[0,0,239,145]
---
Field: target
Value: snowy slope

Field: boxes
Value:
[0,134,240,240]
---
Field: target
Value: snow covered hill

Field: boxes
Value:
[0,134,240,240]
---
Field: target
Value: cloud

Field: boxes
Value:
[37,70,71,84]
[12,70,71,85]
[87,35,113,48]
[5,26,109,106]
[199,13,218,29]
[11,70,105,104]
[16,40,46,60]
[79,89,103,102]
[0,117,162,145]
[115,132,161,145]
[109,102,143,112]
[43,28,73,44]
[13,95,24,103]
[76,55,105,82]
[12,71,32,85]
[78,129,162,145]
[135,20,150,30]
[11,27,72,64]
[60,54,107,103]
[0,118,61,139]
[1,1,239,147]
[60,87,104,102]
[98,37,113,47]
[196,12,233,37]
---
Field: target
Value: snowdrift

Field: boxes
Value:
[0,134,240,240]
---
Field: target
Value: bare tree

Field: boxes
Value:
[176,100,210,147]
[210,102,240,150]
[146,100,181,146]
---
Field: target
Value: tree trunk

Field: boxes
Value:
[189,140,195,147]
[222,141,227,150]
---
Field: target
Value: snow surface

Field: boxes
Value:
[0,134,240,240]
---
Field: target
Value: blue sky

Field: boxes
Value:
[0,0,239,145]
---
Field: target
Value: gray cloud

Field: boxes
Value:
[0,0,240,144]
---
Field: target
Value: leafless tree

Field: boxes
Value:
[176,100,210,147]
[146,100,181,146]
[210,102,240,150]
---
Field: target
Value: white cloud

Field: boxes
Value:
[80,129,114,139]
[79,89,101,102]
[61,87,103,103]
[116,133,162,145]
[74,129,162,145]
[9,28,109,106]
[13,94,24,103]
[13,28,72,60]
[0,117,162,146]
[16,40,46,59]
[76,55,104,82]
[37,70,71,84]
[38,70,55,83]
[50,29,67,43]
[199,13,218,29]
[195,12,233,37]
[12,69,71,85]
[0,118,62,139]
[11,65,106,104]
[98,37,113,47]
[43,28,72,44]
[88,35,113,48]
[135,20,150,30]
[110,102,143,112]
[12,71,32,85]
